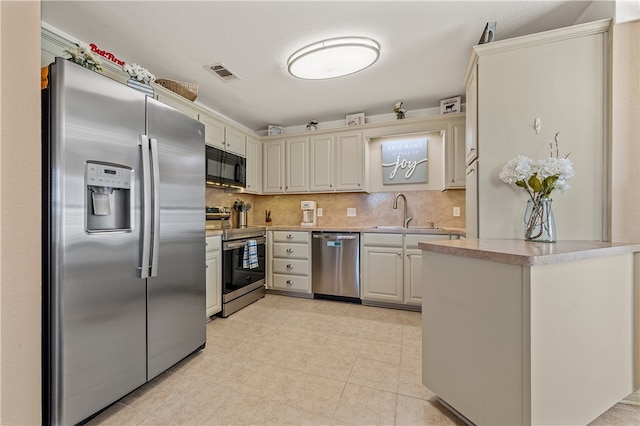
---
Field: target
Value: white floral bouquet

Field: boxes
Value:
[123,63,156,84]
[499,133,574,201]
[393,101,406,119]
[64,45,103,73]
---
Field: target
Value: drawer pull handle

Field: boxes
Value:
[286,248,293,253]
[286,264,293,269]
[286,280,293,285]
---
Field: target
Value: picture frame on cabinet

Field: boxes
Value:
[268,125,283,136]
[440,96,461,115]
[346,112,365,126]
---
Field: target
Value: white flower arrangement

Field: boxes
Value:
[123,63,156,84]
[499,133,574,200]
[64,44,103,73]
[393,101,406,119]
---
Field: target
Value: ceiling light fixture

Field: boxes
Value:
[287,36,380,80]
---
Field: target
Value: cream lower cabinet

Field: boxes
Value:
[205,235,222,317]
[268,231,311,294]
[362,233,456,308]
[361,234,404,304]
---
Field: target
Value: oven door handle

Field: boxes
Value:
[223,237,266,250]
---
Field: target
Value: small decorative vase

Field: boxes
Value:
[396,111,406,120]
[127,78,154,97]
[524,198,556,242]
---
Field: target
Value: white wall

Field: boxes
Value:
[0,1,42,424]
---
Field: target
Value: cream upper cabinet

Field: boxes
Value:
[225,126,247,157]
[309,134,334,191]
[469,19,610,240]
[463,61,478,166]
[199,111,247,157]
[262,137,309,193]
[444,118,466,189]
[199,112,225,149]
[245,136,262,194]
[262,140,285,193]
[285,136,309,192]
[335,131,364,191]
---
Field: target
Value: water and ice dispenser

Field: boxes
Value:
[86,162,132,232]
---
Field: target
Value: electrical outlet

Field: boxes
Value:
[317,208,323,217]
[347,208,356,217]
[453,207,461,217]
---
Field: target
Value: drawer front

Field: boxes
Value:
[273,258,309,275]
[405,234,450,249]
[206,235,222,252]
[273,242,309,259]
[362,233,403,247]
[272,231,310,243]
[272,274,310,292]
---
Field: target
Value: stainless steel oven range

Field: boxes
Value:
[221,226,266,317]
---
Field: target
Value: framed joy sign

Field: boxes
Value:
[381,138,428,184]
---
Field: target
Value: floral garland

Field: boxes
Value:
[64,45,103,73]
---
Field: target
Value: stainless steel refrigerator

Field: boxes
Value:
[42,57,206,425]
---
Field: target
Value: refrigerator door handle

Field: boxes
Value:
[149,137,161,277]
[139,135,152,278]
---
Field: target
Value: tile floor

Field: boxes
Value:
[88,294,639,425]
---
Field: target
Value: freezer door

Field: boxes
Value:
[44,58,147,425]
[145,98,206,380]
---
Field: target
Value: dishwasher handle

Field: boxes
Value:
[312,234,359,241]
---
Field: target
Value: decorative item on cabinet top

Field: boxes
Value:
[440,96,461,114]
[306,120,318,131]
[268,125,283,136]
[393,101,406,120]
[346,113,365,126]
[64,44,103,73]
[155,78,198,101]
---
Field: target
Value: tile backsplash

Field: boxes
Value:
[207,188,465,229]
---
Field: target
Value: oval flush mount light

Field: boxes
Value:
[287,36,380,80]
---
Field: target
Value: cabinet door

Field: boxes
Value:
[361,246,403,303]
[262,140,285,193]
[309,135,334,191]
[245,136,262,194]
[336,132,364,191]
[225,126,247,156]
[465,63,478,165]
[405,248,423,306]
[445,119,467,189]
[286,136,309,192]
[199,112,225,149]
[205,237,221,317]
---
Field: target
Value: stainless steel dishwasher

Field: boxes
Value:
[311,232,360,300]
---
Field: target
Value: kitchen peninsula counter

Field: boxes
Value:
[418,238,639,426]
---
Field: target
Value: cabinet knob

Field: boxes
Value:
[286,280,293,285]
[286,264,293,269]
[286,248,293,253]
[287,234,293,239]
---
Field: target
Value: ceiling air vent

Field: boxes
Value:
[204,63,240,81]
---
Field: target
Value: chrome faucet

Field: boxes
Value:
[393,193,412,228]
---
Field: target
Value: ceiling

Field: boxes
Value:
[42,1,598,132]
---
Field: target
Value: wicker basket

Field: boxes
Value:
[155,78,198,101]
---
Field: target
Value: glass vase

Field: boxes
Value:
[524,198,556,242]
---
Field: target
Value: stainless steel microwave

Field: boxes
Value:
[206,145,246,188]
